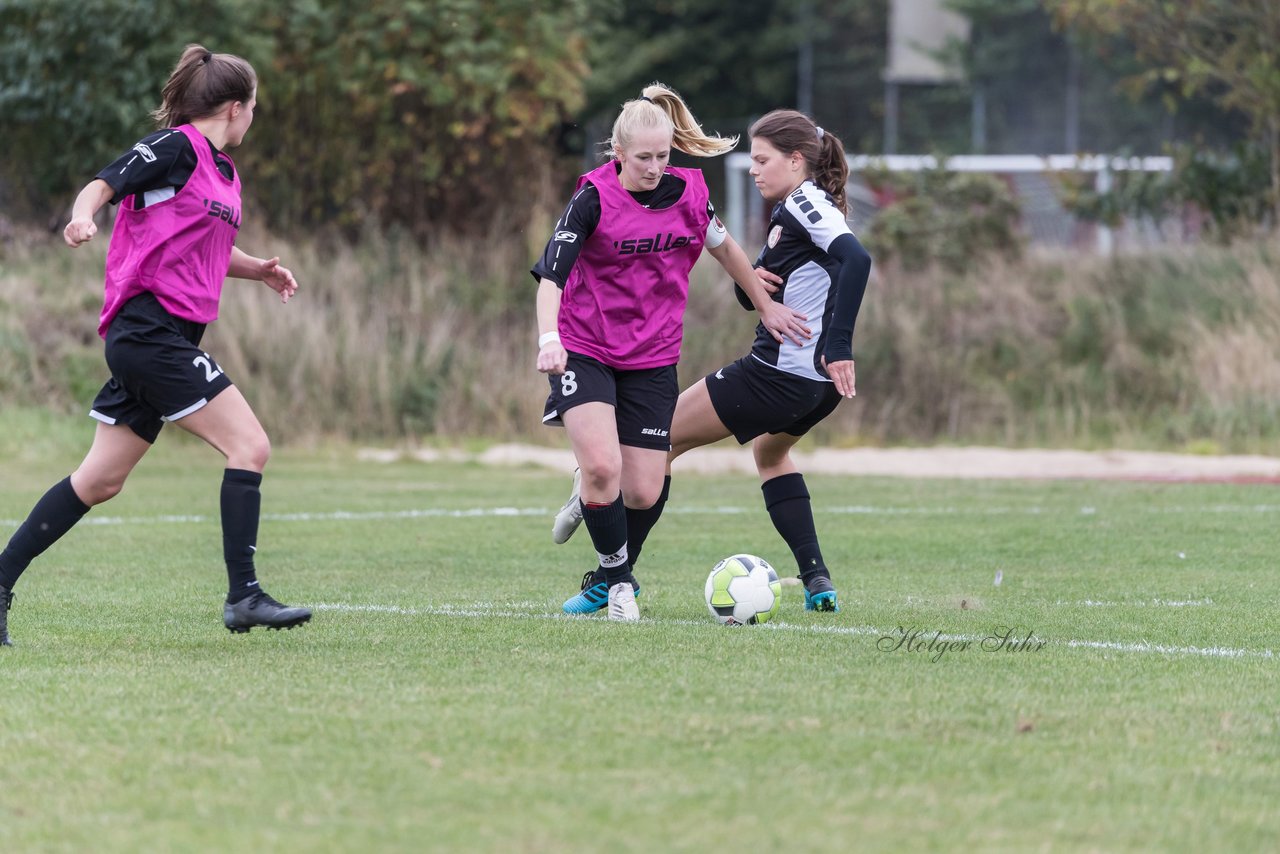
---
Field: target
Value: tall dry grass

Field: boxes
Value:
[4,226,1280,452]
[853,241,1280,450]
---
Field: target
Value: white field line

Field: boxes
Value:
[907,595,1216,608]
[1052,598,1214,607]
[6,502,1280,529]
[311,602,1276,661]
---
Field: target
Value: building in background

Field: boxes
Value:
[883,0,970,154]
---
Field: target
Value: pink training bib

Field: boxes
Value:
[99,124,242,337]
[559,160,710,369]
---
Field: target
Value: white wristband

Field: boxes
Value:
[538,331,561,348]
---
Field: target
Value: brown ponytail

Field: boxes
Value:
[749,109,849,215]
[152,44,256,128]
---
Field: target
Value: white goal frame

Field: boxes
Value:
[724,152,1174,254]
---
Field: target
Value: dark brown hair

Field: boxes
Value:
[152,44,256,128]
[749,109,849,215]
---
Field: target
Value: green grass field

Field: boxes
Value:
[2,424,1278,852]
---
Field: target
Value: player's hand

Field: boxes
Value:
[821,355,856,398]
[754,265,783,295]
[759,301,811,347]
[63,217,97,248]
[537,341,567,375]
[260,257,298,303]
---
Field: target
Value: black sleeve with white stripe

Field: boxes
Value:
[94,129,196,206]
[530,183,602,288]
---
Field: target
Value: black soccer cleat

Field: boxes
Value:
[1,585,12,647]
[223,590,312,634]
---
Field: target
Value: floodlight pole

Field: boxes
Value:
[971,83,987,154]
[797,1,814,116]
[885,81,900,154]
[1065,41,1081,153]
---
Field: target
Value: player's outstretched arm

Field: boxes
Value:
[229,247,298,303]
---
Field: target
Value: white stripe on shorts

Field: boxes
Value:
[88,409,117,425]
[162,398,209,422]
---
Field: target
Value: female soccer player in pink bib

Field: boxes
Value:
[0,45,310,646]
[533,84,810,621]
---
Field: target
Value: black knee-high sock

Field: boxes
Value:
[582,493,629,586]
[221,469,262,602]
[0,477,92,590]
[626,475,670,570]
[761,473,827,582]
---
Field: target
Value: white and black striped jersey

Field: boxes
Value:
[531,165,725,287]
[96,128,235,210]
[747,180,872,382]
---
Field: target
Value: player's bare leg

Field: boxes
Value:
[668,379,733,465]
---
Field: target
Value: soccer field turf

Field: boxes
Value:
[2,442,1277,852]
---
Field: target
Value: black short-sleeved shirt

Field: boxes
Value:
[95,128,235,210]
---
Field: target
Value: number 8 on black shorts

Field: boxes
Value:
[542,351,678,451]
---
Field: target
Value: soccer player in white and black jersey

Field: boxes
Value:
[677,109,871,611]
[554,109,871,613]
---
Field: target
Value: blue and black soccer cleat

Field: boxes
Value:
[803,574,840,612]
[561,569,640,615]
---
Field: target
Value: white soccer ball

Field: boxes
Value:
[704,554,782,625]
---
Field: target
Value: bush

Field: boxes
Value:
[862,166,1023,272]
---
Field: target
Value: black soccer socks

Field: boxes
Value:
[221,468,263,603]
[582,493,630,587]
[0,477,91,590]
[625,475,670,569]
[761,473,828,583]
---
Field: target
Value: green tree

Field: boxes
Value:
[236,0,602,237]
[0,0,603,237]
[941,0,1235,155]
[0,0,239,220]
[1047,0,1280,221]
[578,0,887,153]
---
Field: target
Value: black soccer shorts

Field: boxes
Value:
[89,292,234,443]
[542,351,678,451]
[705,354,843,445]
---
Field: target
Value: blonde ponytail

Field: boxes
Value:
[607,82,738,158]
